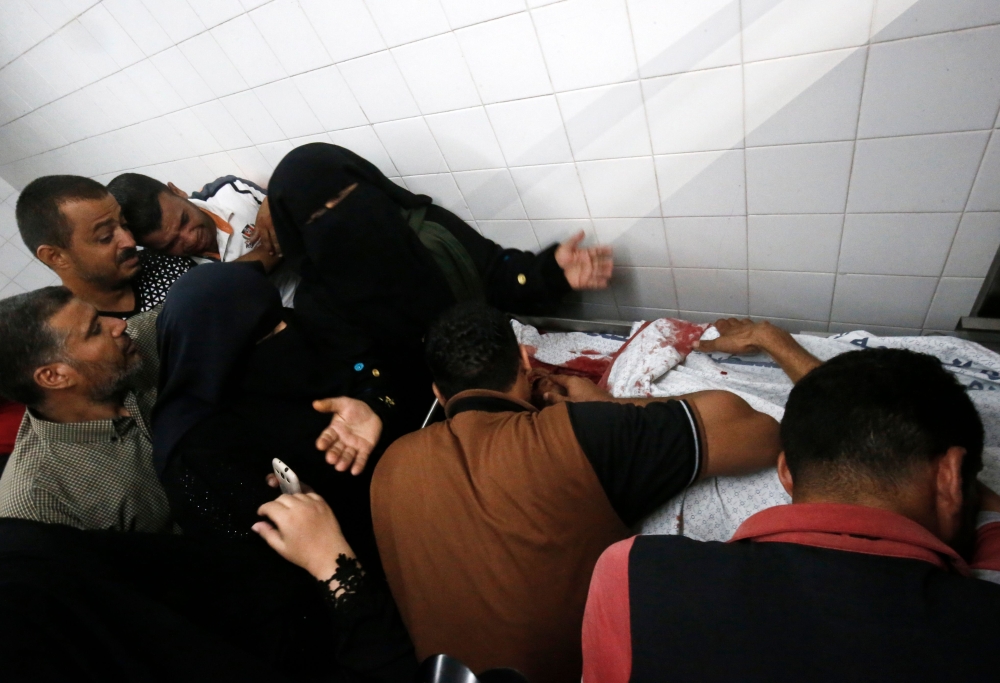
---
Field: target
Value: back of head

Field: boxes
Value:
[781,348,983,497]
[107,173,168,241]
[425,304,520,400]
[16,176,109,255]
[0,287,75,407]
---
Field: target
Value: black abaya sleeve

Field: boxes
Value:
[424,205,573,315]
[323,573,418,683]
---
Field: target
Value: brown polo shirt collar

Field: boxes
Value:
[444,389,537,419]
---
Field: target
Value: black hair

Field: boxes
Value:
[106,173,169,241]
[0,287,75,406]
[781,348,984,495]
[15,175,109,254]
[425,303,521,400]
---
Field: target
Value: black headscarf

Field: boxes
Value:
[268,143,455,355]
[268,143,430,270]
[152,262,283,474]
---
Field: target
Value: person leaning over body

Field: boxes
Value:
[153,262,392,572]
[107,172,299,306]
[0,287,169,532]
[583,347,1000,683]
[0,281,380,535]
[265,143,614,431]
[16,175,194,320]
[370,303,781,683]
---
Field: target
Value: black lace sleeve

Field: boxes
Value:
[317,554,368,611]
[318,555,418,683]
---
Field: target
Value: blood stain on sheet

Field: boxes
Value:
[529,356,611,384]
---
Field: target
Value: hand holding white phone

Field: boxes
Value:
[271,458,302,495]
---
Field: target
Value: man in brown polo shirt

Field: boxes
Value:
[371,304,781,682]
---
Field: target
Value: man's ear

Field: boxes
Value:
[518,344,532,372]
[167,182,188,198]
[777,452,794,498]
[934,446,967,540]
[432,383,446,407]
[35,245,67,272]
[33,362,77,392]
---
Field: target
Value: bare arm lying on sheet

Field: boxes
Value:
[695,318,821,384]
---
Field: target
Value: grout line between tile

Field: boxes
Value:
[738,0,751,318]
[830,16,876,329]
[622,0,679,314]
[523,0,605,304]
[444,7,529,225]
[922,121,999,329]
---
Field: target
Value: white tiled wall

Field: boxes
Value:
[2,0,1000,334]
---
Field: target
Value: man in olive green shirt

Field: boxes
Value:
[0,287,170,532]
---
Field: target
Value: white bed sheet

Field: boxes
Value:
[634,329,1000,541]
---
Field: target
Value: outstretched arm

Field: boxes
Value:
[695,318,821,384]
[546,375,780,480]
[682,390,780,479]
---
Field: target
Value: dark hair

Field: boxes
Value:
[107,173,169,240]
[425,304,521,399]
[15,175,109,254]
[0,287,75,406]
[782,348,984,495]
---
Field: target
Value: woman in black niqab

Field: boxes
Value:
[267,143,577,430]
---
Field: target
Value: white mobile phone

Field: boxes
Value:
[271,458,302,495]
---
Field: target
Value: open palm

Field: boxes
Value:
[313,397,382,475]
[555,231,613,290]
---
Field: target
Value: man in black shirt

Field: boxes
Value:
[15,175,193,319]
[371,304,780,682]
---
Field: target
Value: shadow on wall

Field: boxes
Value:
[450,0,982,333]
[0,0,993,333]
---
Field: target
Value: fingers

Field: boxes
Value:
[713,318,732,333]
[313,397,345,414]
[318,425,371,473]
[316,425,339,452]
[546,374,573,388]
[258,496,294,518]
[251,520,283,549]
[350,449,370,476]
[265,473,279,488]
[326,446,358,472]
[543,392,568,404]
[561,230,586,250]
